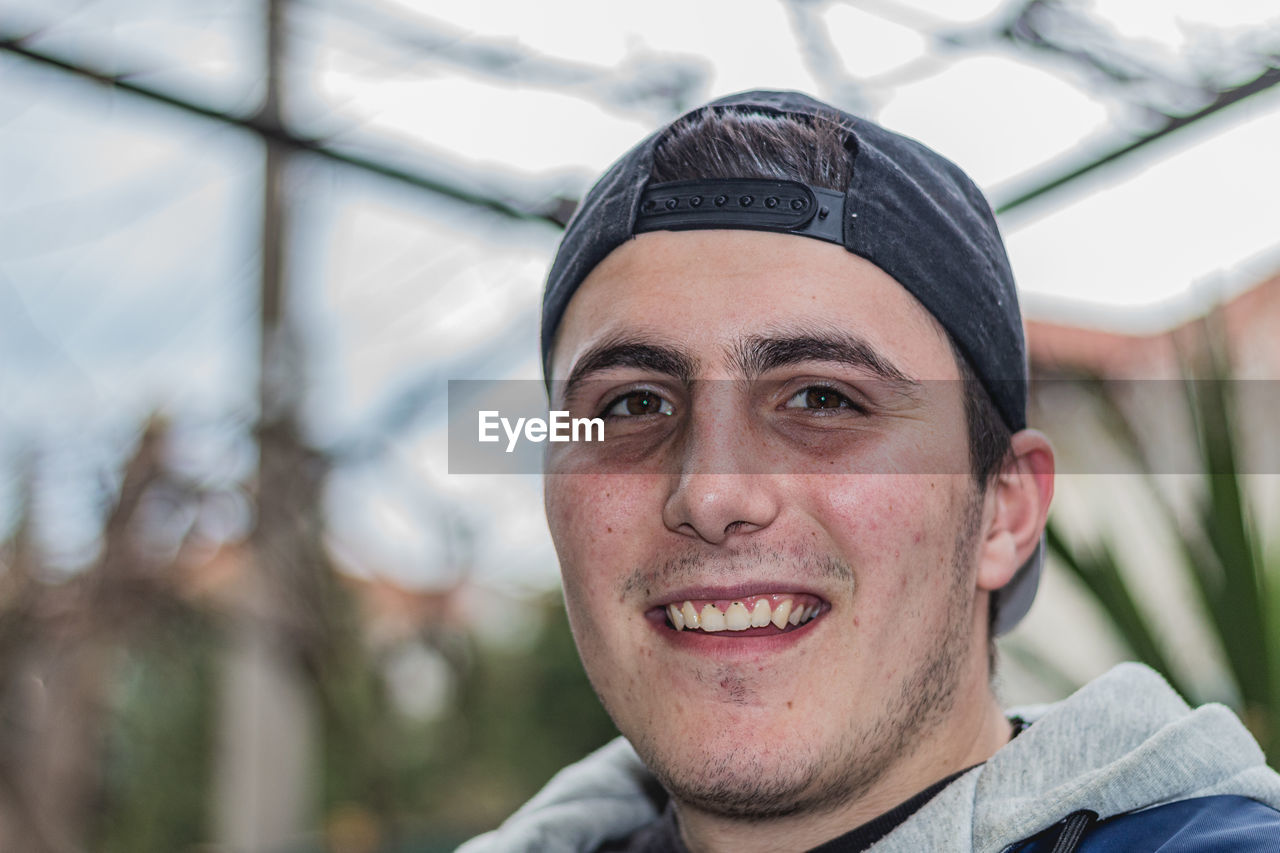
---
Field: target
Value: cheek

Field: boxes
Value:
[544,473,661,608]
[545,474,666,705]
[816,475,964,608]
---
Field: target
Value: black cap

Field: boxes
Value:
[540,89,1038,634]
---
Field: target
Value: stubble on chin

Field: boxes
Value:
[623,490,982,823]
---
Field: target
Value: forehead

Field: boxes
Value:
[549,229,957,380]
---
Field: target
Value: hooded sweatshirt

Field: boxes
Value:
[456,663,1280,852]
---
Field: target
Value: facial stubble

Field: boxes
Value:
[611,486,985,823]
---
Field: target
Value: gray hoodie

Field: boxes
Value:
[457,663,1280,852]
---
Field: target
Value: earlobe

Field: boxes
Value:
[976,429,1055,593]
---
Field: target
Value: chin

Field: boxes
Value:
[640,737,828,821]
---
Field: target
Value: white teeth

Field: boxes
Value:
[771,599,792,629]
[750,599,771,627]
[725,601,751,631]
[667,597,822,633]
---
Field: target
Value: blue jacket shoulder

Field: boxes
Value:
[1008,795,1280,852]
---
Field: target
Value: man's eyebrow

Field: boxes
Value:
[561,335,697,400]
[733,329,913,382]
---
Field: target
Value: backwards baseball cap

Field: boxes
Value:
[540,89,1039,635]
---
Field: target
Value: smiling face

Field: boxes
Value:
[543,229,1002,828]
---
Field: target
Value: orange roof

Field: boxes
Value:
[1027,267,1280,378]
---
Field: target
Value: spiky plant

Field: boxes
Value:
[1041,317,1279,760]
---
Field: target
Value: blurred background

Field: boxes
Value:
[1,0,1279,850]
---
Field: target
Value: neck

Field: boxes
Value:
[674,689,1011,853]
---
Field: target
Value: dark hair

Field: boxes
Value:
[651,108,854,189]
[652,107,1015,653]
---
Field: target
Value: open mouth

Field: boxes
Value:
[650,593,826,635]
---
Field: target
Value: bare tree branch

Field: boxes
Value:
[0,30,570,226]
[984,0,1280,122]
[302,0,710,118]
[993,60,1280,218]
[780,0,875,115]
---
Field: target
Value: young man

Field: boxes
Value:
[460,91,1280,852]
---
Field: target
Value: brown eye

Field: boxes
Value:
[627,392,658,415]
[784,386,853,411]
[806,389,842,409]
[605,391,675,417]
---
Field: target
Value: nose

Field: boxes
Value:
[661,392,780,545]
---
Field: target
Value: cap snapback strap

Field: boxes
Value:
[635,179,845,245]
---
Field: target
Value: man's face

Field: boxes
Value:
[544,230,990,819]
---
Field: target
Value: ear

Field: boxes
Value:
[976,429,1055,593]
